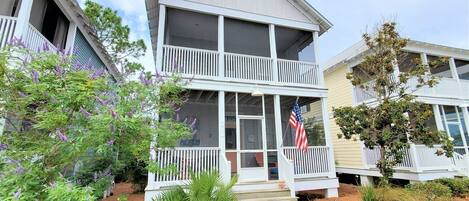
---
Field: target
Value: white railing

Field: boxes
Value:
[219,153,231,184]
[277,59,320,86]
[154,147,220,185]
[452,152,469,176]
[162,45,219,77]
[25,24,55,51]
[363,146,414,170]
[224,52,273,81]
[0,16,17,48]
[414,145,452,170]
[283,146,331,177]
[278,152,295,198]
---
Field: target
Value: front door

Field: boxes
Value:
[237,116,268,182]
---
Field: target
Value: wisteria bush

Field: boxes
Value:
[0,39,190,200]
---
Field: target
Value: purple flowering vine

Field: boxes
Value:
[31,70,39,83]
[95,96,107,106]
[107,139,115,146]
[90,68,105,80]
[79,107,92,118]
[8,37,26,48]
[14,189,21,199]
[139,72,152,86]
[111,109,118,119]
[56,129,68,142]
[54,65,64,77]
[0,143,8,151]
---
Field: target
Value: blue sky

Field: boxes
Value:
[79,0,469,72]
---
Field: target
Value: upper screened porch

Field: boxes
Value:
[154,6,324,89]
[353,48,469,105]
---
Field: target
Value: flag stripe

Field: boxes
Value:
[289,102,308,151]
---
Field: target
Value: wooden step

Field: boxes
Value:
[235,189,290,199]
[240,196,298,201]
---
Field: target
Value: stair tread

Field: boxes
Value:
[239,196,298,201]
[234,189,289,194]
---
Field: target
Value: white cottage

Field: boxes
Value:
[145,0,339,200]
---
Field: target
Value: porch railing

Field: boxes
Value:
[0,16,16,48]
[160,45,322,87]
[225,52,273,82]
[277,59,319,86]
[25,24,55,51]
[278,152,296,198]
[154,147,220,185]
[162,45,219,77]
[364,145,467,172]
[283,146,331,177]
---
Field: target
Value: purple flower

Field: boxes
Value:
[54,65,64,76]
[42,42,50,51]
[8,37,26,48]
[111,110,118,119]
[139,73,152,86]
[95,96,107,106]
[107,139,115,146]
[0,143,8,151]
[18,92,27,98]
[14,189,21,199]
[56,129,68,142]
[31,70,39,83]
[90,68,105,79]
[79,107,92,118]
[15,165,24,174]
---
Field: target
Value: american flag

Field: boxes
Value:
[289,102,308,151]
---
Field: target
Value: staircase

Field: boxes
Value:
[453,152,469,177]
[233,181,297,201]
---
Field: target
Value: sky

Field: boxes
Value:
[78,0,469,72]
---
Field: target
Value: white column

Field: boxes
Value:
[13,0,33,39]
[360,175,374,187]
[449,58,459,80]
[460,106,469,154]
[155,5,167,73]
[433,105,445,131]
[274,95,283,149]
[218,91,226,151]
[321,97,337,178]
[218,16,224,78]
[65,23,77,51]
[312,31,324,86]
[269,24,278,82]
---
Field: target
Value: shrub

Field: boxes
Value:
[46,181,96,201]
[434,178,469,197]
[359,186,377,201]
[408,182,451,201]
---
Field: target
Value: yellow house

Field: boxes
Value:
[323,39,469,185]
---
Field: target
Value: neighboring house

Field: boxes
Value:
[0,0,119,79]
[323,39,469,185]
[145,0,339,200]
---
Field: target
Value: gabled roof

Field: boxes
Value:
[323,39,469,74]
[288,0,333,35]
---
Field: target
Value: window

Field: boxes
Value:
[29,0,70,49]
[397,52,421,73]
[427,55,452,78]
[455,59,469,80]
[0,0,20,16]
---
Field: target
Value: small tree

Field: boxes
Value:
[333,22,453,183]
[83,0,146,75]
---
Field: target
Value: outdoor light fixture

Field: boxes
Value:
[251,89,263,97]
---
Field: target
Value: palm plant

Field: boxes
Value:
[155,171,238,201]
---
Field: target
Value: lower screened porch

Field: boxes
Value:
[146,90,338,195]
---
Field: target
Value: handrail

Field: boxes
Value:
[278,152,295,198]
[163,44,219,54]
[219,153,232,184]
[225,51,272,60]
[277,58,315,66]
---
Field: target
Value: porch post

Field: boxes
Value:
[449,58,459,80]
[218,91,226,151]
[13,0,33,39]
[273,95,283,149]
[312,31,324,86]
[269,24,278,82]
[65,23,77,51]
[433,105,445,131]
[460,106,469,154]
[218,16,224,78]
[320,97,337,178]
[155,5,166,73]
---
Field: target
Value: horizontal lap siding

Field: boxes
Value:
[325,65,364,168]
